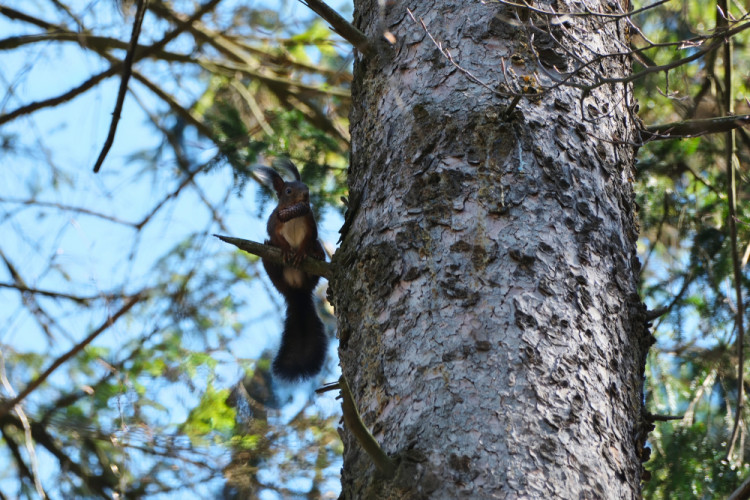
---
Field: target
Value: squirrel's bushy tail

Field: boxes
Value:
[273,290,327,380]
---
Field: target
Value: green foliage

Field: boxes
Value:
[0,1,348,496]
[205,99,266,189]
[633,0,750,495]
[646,422,749,499]
[4,0,748,496]
[290,20,339,59]
[181,384,236,444]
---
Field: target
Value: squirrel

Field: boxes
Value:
[255,159,327,380]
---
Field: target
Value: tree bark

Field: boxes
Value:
[331,1,651,498]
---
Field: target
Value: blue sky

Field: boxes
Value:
[0,1,348,497]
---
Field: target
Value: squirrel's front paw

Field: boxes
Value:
[291,250,306,267]
[281,248,295,264]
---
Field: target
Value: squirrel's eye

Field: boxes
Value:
[286,188,292,194]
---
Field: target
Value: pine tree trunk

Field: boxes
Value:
[331,1,651,498]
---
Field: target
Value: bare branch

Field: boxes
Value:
[0,196,138,227]
[648,271,696,333]
[644,307,669,322]
[644,412,684,422]
[0,249,69,341]
[643,114,750,139]
[298,0,376,58]
[0,66,118,126]
[0,0,223,127]
[135,164,206,230]
[606,20,750,85]
[0,5,61,31]
[0,283,133,304]
[0,294,145,419]
[728,474,750,500]
[0,30,350,103]
[0,32,197,64]
[131,71,215,139]
[214,235,332,280]
[0,413,115,498]
[339,375,397,478]
[198,53,351,98]
[94,0,149,173]
[148,2,350,79]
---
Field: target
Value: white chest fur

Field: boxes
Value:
[280,216,309,288]
[280,216,307,249]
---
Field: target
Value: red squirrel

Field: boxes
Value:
[256,159,327,380]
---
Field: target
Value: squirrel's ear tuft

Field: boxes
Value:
[273,157,301,181]
[254,166,285,194]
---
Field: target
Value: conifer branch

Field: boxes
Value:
[214,235,332,280]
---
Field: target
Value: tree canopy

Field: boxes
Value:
[0,0,748,498]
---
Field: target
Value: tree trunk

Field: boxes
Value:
[331,1,651,498]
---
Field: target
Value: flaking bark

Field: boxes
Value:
[331,1,650,498]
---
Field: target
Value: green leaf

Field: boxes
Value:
[182,384,236,444]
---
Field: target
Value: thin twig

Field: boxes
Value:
[197,59,350,97]
[409,3,750,102]
[230,79,275,136]
[722,1,746,462]
[727,144,747,451]
[598,20,750,85]
[315,380,341,393]
[0,249,65,341]
[92,0,149,173]
[0,196,138,227]
[0,282,131,304]
[493,0,670,20]
[47,0,85,30]
[648,271,697,334]
[135,164,206,229]
[407,9,523,99]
